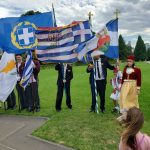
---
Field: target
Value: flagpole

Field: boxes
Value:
[88,11,99,114]
[52,3,57,27]
[92,58,99,114]
[88,11,93,27]
[114,9,120,19]
[114,9,120,66]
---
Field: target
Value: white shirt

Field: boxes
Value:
[63,64,67,80]
[95,58,105,80]
[17,62,21,81]
[111,71,122,89]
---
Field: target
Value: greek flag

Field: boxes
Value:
[20,51,33,89]
[76,19,119,61]
[105,19,118,58]
[81,52,93,64]
[36,21,93,63]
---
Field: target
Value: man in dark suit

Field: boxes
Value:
[16,54,27,110]
[87,51,115,113]
[87,62,96,112]
[55,63,73,112]
[19,52,40,112]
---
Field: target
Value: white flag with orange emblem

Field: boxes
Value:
[0,52,18,102]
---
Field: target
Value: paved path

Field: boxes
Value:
[0,115,73,150]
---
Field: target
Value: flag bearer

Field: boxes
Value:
[90,50,115,113]
[16,54,27,110]
[19,52,40,112]
[87,62,96,112]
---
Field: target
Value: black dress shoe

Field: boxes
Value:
[56,109,61,112]
[28,107,33,112]
[7,105,17,110]
[21,107,27,111]
[89,109,95,113]
[101,110,105,114]
[68,105,72,109]
[6,107,11,110]
[36,108,40,112]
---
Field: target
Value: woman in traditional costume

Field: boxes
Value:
[119,55,141,113]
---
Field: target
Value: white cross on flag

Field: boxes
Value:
[72,22,92,42]
[17,27,35,46]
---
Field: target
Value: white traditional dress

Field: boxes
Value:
[110,71,122,100]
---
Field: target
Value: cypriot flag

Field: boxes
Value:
[0,52,18,102]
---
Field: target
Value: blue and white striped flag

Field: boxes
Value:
[76,19,119,61]
[20,51,33,89]
[105,19,118,58]
[36,21,93,63]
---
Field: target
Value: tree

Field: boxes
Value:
[119,34,128,60]
[126,45,133,55]
[21,10,41,17]
[134,35,147,61]
[147,48,150,61]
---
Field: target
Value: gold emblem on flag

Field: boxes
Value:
[11,21,38,49]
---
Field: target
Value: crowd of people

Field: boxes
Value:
[2,50,142,115]
[1,50,150,150]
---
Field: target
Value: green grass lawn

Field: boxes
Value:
[0,62,150,150]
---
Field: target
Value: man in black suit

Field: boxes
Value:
[19,52,41,112]
[55,63,73,112]
[88,51,115,113]
[16,54,27,110]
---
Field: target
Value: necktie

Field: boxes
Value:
[64,65,67,80]
[96,60,101,78]
[61,64,64,79]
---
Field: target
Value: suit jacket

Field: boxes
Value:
[87,57,115,83]
[55,64,73,85]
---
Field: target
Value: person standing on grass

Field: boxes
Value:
[110,67,122,113]
[119,55,141,114]
[88,50,115,113]
[86,61,96,112]
[55,63,73,112]
[28,51,41,112]
[6,90,16,110]
[119,107,150,150]
[19,51,41,112]
[16,54,27,110]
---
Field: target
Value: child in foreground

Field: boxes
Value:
[119,107,150,150]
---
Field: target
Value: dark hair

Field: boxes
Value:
[122,107,144,150]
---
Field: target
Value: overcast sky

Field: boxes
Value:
[0,0,150,47]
